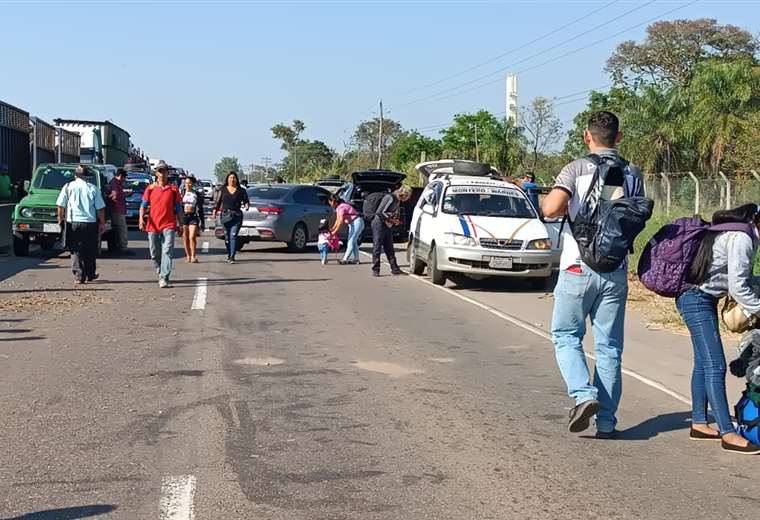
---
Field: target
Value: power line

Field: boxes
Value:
[400,0,697,107]
[400,0,622,96]
[400,0,657,106]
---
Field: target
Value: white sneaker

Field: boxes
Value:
[158,279,169,288]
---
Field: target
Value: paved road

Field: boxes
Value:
[0,231,756,519]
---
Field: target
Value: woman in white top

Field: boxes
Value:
[181,176,205,263]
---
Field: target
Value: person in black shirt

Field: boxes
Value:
[214,171,250,263]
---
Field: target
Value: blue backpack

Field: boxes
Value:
[736,384,760,445]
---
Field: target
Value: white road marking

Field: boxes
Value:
[159,475,196,520]
[201,242,209,253]
[191,277,208,310]
[360,250,691,405]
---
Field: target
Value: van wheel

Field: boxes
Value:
[429,245,446,285]
[407,238,425,275]
[13,235,30,256]
[288,223,308,252]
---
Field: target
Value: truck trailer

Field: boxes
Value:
[53,119,130,167]
[0,100,31,201]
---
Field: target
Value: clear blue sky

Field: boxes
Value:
[2,0,757,178]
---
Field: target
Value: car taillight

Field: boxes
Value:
[258,206,283,215]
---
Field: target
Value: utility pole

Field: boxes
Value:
[292,145,298,184]
[261,156,271,183]
[474,122,480,162]
[376,99,384,169]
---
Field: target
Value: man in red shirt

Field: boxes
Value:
[139,161,182,288]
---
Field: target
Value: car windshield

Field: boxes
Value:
[33,166,99,190]
[442,185,536,218]
[248,186,289,200]
[124,179,149,193]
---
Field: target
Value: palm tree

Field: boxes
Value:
[680,59,760,173]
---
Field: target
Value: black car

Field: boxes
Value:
[124,174,152,226]
[337,169,421,241]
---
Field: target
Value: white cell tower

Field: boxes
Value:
[506,73,518,123]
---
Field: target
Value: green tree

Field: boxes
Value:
[679,58,760,172]
[213,156,242,184]
[388,131,442,166]
[353,117,404,157]
[493,117,526,177]
[440,110,502,161]
[607,18,758,87]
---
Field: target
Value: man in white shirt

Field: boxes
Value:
[56,165,106,284]
[542,111,643,439]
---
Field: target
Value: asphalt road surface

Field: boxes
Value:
[0,231,757,519]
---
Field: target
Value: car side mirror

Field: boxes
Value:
[23,180,30,192]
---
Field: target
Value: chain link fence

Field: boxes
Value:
[645,171,760,219]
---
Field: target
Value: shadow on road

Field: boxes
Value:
[0,250,62,283]
[614,411,692,440]
[445,272,559,294]
[0,504,116,519]
[0,288,112,294]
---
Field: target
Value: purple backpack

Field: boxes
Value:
[637,216,754,297]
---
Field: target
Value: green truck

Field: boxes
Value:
[12,163,117,256]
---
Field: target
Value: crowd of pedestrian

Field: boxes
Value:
[48,110,760,456]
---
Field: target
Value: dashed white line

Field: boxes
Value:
[159,475,196,520]
[360,250,690,405]
[201,241,209,253]
[191,277,208,310]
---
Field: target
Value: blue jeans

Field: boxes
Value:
[343,218,365,262]
[223,217,242,260]
[551,265,628,432]
[676,288,735,435]
[318,243,329,262]
[148,228,175,282]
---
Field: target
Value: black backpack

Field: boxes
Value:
[362,191,389,220]
[567,154,654,273]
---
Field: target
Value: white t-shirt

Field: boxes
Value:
[553,150,643,270]
[182,191,198,214]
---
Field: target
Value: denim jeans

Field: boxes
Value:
[551,265,628,432]
[318,243,329,262]
[148,228,175,282]
[223,217,242,260]
[676,287,735,435]
[343,218,365,262]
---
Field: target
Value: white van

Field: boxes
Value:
[408,160,557,288]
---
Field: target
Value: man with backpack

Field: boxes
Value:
[542,111,651,439]
[363,185,412,277]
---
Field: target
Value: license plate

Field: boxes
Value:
[43,223,61,234]
[489,256,513,269]
[238,227,259,237]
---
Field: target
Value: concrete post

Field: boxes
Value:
[717,171,730,210]
[687,171,700,216]
[660,172,671,215]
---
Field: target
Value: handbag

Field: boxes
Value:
[721,297,760,333]
[220,210,239,225]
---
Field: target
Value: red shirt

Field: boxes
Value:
[142,183,181,232]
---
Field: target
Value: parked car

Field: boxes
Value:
[313,178,345,194]
[124,173,152,226]
[12,163,116,256]
[407,160,556,288]
[213,184,338,252]
[336,169,420,241]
